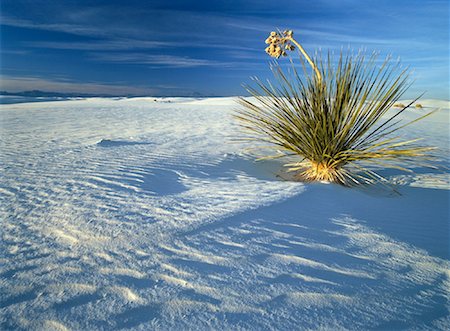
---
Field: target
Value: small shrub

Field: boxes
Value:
[235,30,435,186]
[393,103,406,108]
[415,104,423,108]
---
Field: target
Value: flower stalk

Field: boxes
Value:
[265,30,322,82]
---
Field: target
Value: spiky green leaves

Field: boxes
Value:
[236,52,436,186]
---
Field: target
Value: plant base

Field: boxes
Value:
[292,161,345,185]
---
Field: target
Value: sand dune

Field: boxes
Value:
[1,97,449,330]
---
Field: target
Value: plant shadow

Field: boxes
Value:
[96,139,153,148]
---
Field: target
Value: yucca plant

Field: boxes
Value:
[236,30,436,186]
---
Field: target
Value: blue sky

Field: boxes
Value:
[0,0,448,98]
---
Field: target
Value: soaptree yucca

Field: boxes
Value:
[235,30,436,186]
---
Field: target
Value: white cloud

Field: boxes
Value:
[90,53,232,68]
[0,75,153,95]
[0,75,213,96]
[25,39,171,51]
[24,39,259,52]
[0,15,110,38]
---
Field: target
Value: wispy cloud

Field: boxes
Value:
[1,0,448,98]
[0,75,153,95]
[0,9,237,40]
[0,49,30,55]
[24,39,259,53]
[226,20,426,48]
[90,53,232,68]
[0,15,111,38]
[3,10,259,57]
[25,39,171,51]
[0,74,217,96]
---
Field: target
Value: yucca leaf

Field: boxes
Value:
[235,50,436,186]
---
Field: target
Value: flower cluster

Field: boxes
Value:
[265,30,296,58]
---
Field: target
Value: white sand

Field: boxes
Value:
[0,97,449,330]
